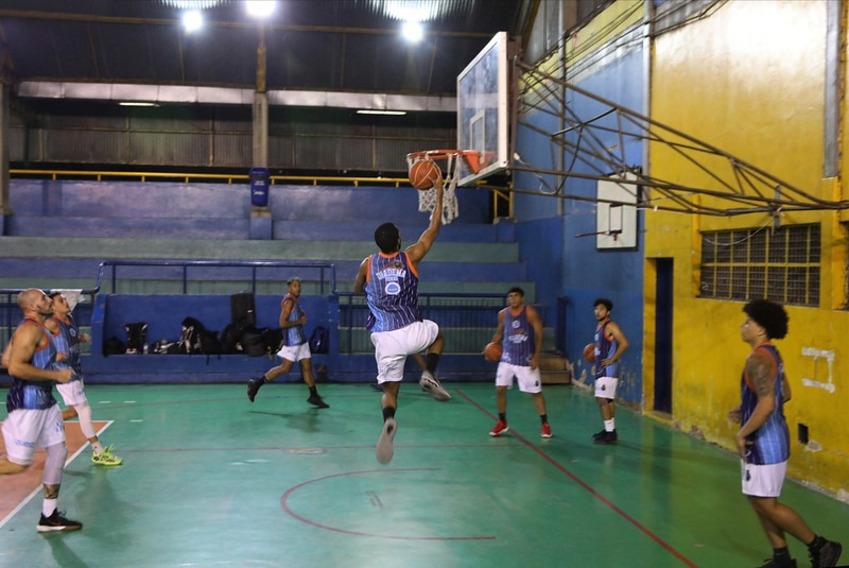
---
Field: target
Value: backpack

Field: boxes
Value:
[124,322,148,354]
[219,323,242,354]
[241,326,272,357]
[309,326,329,354]
[151,339,180,355]
[103,336,125,356]
[180,317,204,354]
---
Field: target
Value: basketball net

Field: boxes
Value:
[406,150,464,225]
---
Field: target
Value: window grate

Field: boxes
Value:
[700,224,820,306]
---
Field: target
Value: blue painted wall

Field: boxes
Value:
[512,47,646,403]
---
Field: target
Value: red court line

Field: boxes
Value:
[0,420,107,526]
[455,388,698,568]
[280,467,496,541]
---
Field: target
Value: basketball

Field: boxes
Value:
[582,343,595,363]
[408,159,441,190]
[483,341,503,362]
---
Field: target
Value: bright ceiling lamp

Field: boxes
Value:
[245,0,277,18]
[182,9,203,32]
[370,0,454,22]
[159,0,229,8]
[401,20,423,43]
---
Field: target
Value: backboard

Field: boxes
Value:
[457,32,514,187]
[596,172,639,249]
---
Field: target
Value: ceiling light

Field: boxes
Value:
[401,20,424,43]
[245,0,277,18]
[182,10,203,32]
[357,109,407,116]
[159,0,228,8]
[119,102,159,107]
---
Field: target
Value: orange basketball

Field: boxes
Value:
[408,159,441,190]
[483,341,503,362]
[582,343,595,363]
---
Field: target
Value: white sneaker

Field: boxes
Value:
[419,371,451,401]
[376,417,397,464]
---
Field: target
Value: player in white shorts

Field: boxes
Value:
[487,287,552,439]
[0,289,82,532]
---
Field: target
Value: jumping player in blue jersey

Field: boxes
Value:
[0,289,82,532]
[591,298,629,445]
[487,287,552,439]
[354,175,449,464]
[729,299,841,568]
[46,291,122,466]
[246,277,329,408]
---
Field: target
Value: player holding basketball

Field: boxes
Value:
[591,298,628,444]
[246,277,329,408]
[487,287,552,439]
[0,289,82,532]
[729,299,841,568]
[354,174,450,464]
[46,291,122,466]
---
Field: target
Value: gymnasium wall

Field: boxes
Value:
[513,2,647,404]
[647,0,849,496]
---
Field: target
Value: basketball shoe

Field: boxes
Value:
[541,423,552,438]
[37,510,83,532]
[594,429,617,445]
[307,394,330,409]
[489,420,509,437]
[247,376,265,402]
[419,371,450,401]
[92,445,122,466]
[810,539,842,568]
[376,417,397,464]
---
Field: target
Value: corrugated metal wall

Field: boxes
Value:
[9,100,455,174]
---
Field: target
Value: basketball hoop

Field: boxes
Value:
[406,149,480,225]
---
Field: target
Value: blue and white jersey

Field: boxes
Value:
[500,307,535,366]
[6,318,59,412]
[280,293,307,347]
[740,344,790,465]
[51,315,82,379]
[364,251,421,332]
[594,321,619,379]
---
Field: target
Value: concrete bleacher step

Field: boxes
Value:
[539,352,572,385]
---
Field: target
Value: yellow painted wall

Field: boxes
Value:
[647,0,849,496]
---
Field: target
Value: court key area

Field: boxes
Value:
[1,382,847,567]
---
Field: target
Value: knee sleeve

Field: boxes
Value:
[43,442,67,485]
[75,402,96,439]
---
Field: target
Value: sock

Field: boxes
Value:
[426,353,440,374]
[43,498,57,517]
[91,441,105,454]
[309,386,318,396]
[383,407,396,421]
[604,419,615,432]
[498,412,507,423]
[261,375,269,383]
[772,547,791,564]
[807,535,826,553]
[540,414,548,425]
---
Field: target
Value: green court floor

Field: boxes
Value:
[0,383,846,567]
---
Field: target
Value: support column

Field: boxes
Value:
[249,24,272,240]
[0,82,11,236]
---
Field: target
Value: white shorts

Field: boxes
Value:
[594,376,619,399]
[371,320,439,383]
[495,362,542,393]
[2,405,66,465]
[277,342,311,363]
[741,460,787,498]
[56,378,88,407]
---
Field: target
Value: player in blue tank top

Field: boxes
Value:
[354,174,449,463]
[246,277,329,408]
[729,299,841,568]
[487,287,552,439]
[590,298,629,445]
[47,291,122,466]
[0,289,82,532]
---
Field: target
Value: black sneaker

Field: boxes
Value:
[594,430,618,445]
[247,377,264,402]
[592,428,606,441]
[307,394,329,409]
[810,540,842,568]
[37,509,82,532]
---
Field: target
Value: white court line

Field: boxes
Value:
[0,420,115,530]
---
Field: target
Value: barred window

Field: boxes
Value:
[700,224,820,306]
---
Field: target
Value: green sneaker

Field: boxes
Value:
[92,446,123,466]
